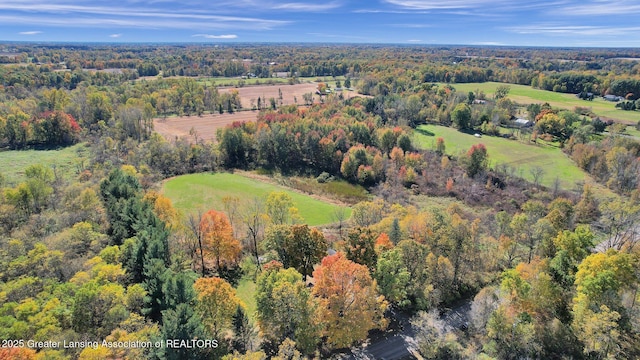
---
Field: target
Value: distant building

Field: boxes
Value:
[514,118,533,127]
[604,94,623,102]
[273,71,289,78]
[473,99,486,104]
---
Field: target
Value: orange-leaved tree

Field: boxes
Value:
[312,253,388,349]
[199,210,242,275]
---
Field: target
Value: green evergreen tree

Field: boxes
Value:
[389,218,402,245]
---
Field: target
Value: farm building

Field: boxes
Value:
[514,118,533,127]
[604,94,624,102]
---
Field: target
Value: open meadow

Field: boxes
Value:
[413,124,588,190]
[162,172,352,226]
[446,82,640,124]
[0,143,89,185]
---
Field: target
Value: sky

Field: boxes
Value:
[2,0,640,47]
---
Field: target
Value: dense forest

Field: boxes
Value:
[0,43,639,359]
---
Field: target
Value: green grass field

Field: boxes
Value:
[445,82,640,124]
[413,124,588,190]
[236,278,257,321]
[162,172,351,226]
[0,143,89,185]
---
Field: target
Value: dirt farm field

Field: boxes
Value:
[219,82,360,109]
[154,83,362,142]
[154,112,257,142]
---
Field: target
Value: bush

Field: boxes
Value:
[316,172,333,183]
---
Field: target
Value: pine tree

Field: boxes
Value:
[389,218,402,244]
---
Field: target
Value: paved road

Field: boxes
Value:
[335,300,472,360]
[441,299,472,332]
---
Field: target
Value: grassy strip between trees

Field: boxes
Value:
[236,278,258,321]
[445,81,640,124]
[0,143,89,185]
[412,124,588,190]
[162,172,352,226]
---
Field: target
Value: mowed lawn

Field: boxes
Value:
[0,143,89,185]
[445,82,640,124]
[162,172,351,226]
[413,124,588,190]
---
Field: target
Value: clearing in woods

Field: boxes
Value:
[443,82,640,124]
[412,124,588,190]
[0,143,89,185]
[162,172,352,226]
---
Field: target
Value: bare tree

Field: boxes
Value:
[241,197,266,270]
[551,177,561,197]
[331,206,348,240]
[529,166,545,188]
[222,196,241,238]
[186,210,206,276]
[599,200,640,252]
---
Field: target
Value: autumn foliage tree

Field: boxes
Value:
[463,143,488,178]
[345,227,378,270]
[194,277,244,339]
[255,266,319,354]
[199,210,242,275]
[312,253,388,349]
[265,224,327,280]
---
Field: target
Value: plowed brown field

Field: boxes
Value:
[154,112,257,142]
[154,83,362,142]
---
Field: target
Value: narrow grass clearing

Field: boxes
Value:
[236,278,257,322]
[443,82,639,124]
[162,172,351,226]
[0,143,89,185]
[413,124,588,190]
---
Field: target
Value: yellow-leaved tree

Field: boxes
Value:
[194,277,244,339]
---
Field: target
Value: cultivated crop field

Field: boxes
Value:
[413,124,588,189]
[162,172,351,226]
[154,83,362,142]
[219,82,360,109]
[446,82,640,124]
[154,112,258,142]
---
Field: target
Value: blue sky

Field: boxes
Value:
[2,0,640,47]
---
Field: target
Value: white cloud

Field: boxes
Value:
[19,30,42,35]
[557,1,640,16]
[192,34,238,39]
[506,24,640,36]
[0,14,287,31]
[272,1,341,11]
[109,33,122,38]
[382,0,564,12]
[383,0,506,10]
[0,2,290,30]
[407,39,422,42]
